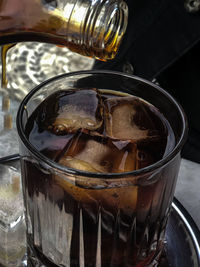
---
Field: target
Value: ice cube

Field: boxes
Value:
[104,96,164,141]
[54,168,138,212]
[38,88,103,134]
[59,156,99,172]
[58,134,115,173]
[112,140,155,171]
[57,133,152,173]
[55,135,139,211]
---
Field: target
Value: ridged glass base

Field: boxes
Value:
[26,241,163,267]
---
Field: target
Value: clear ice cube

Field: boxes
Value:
[55,174,138,213]
[39,88,103,134]
[104,96,162,141]
[58,133,149,173]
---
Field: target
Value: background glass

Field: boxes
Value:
[17,71,187,267]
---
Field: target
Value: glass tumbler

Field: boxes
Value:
[16,70,187,267]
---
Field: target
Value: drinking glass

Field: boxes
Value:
[16,70,187,267]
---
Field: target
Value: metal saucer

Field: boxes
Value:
[159,198,200,266]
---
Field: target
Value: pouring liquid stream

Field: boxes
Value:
[1,44,16,88]
[1,44,16,131]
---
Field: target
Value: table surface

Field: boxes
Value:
[175,158,200,228]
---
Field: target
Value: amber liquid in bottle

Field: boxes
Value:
[0,0,128,60]
[0,0,128,88]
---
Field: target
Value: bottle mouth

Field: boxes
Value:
[102,0,128,59]
[83,0,128,60]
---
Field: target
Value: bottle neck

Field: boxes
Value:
[80,0,128,60]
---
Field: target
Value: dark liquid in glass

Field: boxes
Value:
[22,88,177,267]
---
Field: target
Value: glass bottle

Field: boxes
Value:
[0,0,128,61]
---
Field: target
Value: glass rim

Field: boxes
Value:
[16,70,188,178]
